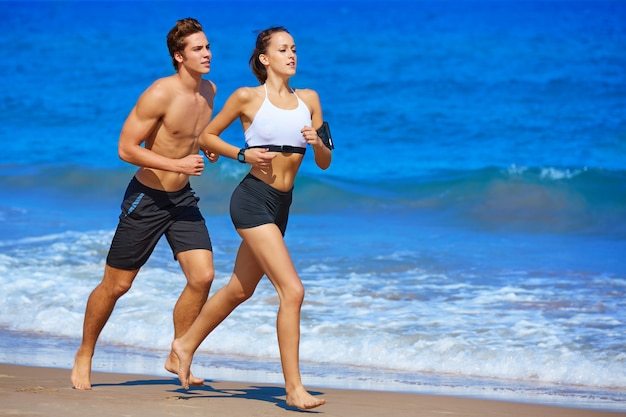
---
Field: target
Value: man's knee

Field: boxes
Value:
[178,249,214,290]
[102,265,138,297]
[186,266,214,292]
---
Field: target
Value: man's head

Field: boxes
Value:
[167,18,206,71]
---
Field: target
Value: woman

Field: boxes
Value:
[172,26,331,410]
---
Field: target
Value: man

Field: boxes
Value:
[71,17,217,390]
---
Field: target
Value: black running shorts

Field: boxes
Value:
[229,173,292,236]
[106,177,212,270]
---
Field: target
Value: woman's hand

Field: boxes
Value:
[245,148,276,170]
[301,126,324,148]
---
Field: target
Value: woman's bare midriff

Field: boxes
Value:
[249,152,304,192]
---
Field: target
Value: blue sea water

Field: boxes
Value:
[1,0,626,412]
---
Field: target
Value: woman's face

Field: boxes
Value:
[264,31,297,77]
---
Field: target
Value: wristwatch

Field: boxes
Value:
[237,148,246,163]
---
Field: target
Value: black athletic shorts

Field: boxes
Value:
[106,176,212,270]
[229,173,292,236]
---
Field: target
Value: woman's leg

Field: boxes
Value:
[172,240,264,388]
[238,224,326,410]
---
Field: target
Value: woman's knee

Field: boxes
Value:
[225,280,255,304]
[281,281,305,307]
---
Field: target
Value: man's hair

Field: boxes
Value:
[166,17,204,71]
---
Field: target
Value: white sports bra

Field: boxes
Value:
[244,84,311,153]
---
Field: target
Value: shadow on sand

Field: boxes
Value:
[93,377,325,413]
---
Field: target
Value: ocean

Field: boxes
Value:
[1,0,625,412]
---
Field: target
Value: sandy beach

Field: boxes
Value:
[0,363,622,417]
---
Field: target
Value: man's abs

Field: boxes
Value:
[134,167,190,192]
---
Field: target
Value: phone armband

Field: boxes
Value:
[316,121,334,150]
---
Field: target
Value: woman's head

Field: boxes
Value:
[167,17,205,71]
[249,26,293,84]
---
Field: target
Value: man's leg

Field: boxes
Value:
[164,249,214,384]
[71,265,139,390]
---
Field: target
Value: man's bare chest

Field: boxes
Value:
[163,97,213,138]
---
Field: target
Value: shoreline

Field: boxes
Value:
[1,363,624,417]
[1,328,625,413]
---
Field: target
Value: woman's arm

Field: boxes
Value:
[199,87,275,167]
[299,89,332,170]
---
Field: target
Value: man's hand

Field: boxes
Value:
[203,149,220,163]
[177,154,205,176]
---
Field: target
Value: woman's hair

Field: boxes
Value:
[249,26,290,84]
[166,17,204,71]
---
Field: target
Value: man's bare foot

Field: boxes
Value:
[286,386,326,410]
[170,339,195,389]
[71,352,93,390]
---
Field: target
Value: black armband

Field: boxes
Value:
[316,121,334,150]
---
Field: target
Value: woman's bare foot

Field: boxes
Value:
[165,350,203,386]
[286,386,326,410]
[170,339,195,389]
[71,351,93,390]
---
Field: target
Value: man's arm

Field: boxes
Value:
[118,81,204,176]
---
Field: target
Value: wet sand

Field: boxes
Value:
[1,363,623,417]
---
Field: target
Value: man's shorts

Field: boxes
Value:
[106,176,212,270]
[229,173,292,236]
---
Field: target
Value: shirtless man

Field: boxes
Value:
[71,17,217,390]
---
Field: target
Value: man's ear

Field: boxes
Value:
[174,51,184,64]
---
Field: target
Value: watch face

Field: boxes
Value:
[238,149,245,162]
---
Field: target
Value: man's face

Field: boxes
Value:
[178,32,211,74]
